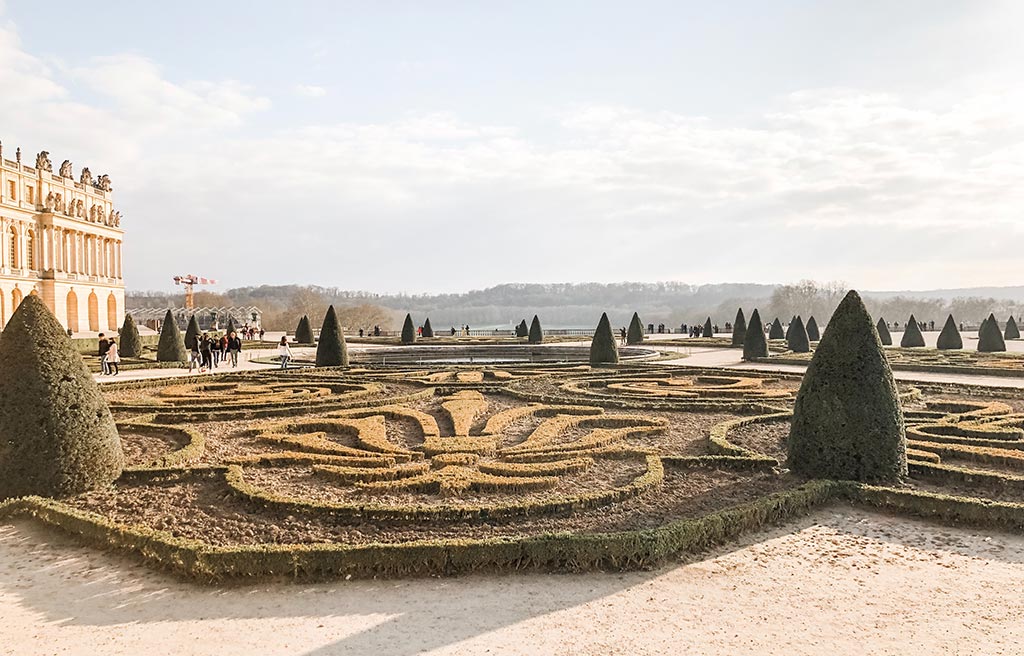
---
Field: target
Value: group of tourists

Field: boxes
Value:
[189,331,244,373]
[97,333,120,376]
[356,326,382,338]
[237,325,265,341]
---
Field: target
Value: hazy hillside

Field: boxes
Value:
[128,281,1024,331]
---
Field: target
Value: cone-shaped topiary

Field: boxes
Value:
[515,320,528,338]
[806,316,820,342]
[768,318,785,340]
[936,314,963,350]
[787,315,810,353]
[0,296,124,498]
[401,314,416,344]
[184,314,201,351]
[590,313,619,365]
[788,290,907,484]
[294,315,314,344]
[528,315,543,344]
[119,313,143,358]
[784,316,795,341]
[979,313,1007,352]
[1005,315,1020,340]
[731,308,747,346]
[226,317,236,336]
[876,318,892,346]
[315,305,349,367]
[422,318,434,338]
[157,310,187,362]
[900,314,925,347]
[627,312,644,345]
[703,317,714,338]
[742,309,769,360]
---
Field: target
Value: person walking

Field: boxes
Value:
[106,338,120,376]
[620,327,627,345]
[189,339,202,373]
[200,333,213,370]
[228,331,242,368]
[278,336,293,369]
[98,333,111,375]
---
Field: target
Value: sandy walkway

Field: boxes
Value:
[1,508,1022,655]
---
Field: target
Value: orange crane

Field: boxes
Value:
[173,274,217,310]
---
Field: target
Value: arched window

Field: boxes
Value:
[107,293,117,330]
[12,287,22,311]
[7,227,17,269]
[25,230,35,270]
[66,290,79,333]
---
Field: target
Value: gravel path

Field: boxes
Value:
[2,508,1023,655]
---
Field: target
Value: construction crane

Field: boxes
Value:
[173,274,217,310]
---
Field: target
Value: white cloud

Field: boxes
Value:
[0,14,1022,292]
[294,84,327,98]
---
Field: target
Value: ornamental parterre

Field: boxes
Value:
[4,364,1024,582]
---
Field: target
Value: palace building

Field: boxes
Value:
[0,143,124,334]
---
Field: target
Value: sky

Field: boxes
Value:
[1,0,1022,294]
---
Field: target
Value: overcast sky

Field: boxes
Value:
[1,1,1022,293]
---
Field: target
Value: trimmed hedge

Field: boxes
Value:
[0,296,123,498]
[876,317,893,346]
[731,308,747,346]
[590,313,619,365]
[703,317,714,339]
[294,315,314,344]
[742,309,769,361]
[1005,315,1020,341]
[786,315,810,353]
[401,314,416,345]
[315,305,349,367]
[788,290,907,484]
[156,309,187,363]
[936,314,962,350]
[900,314,925,348]
[422,318,434,338]
[768,318,785,340]
[516,320,528,338]
[119,314,143,358]
[806,316,820,342]
[627,312,644,345]
[528,315,543,344]
[184,314,201,351]
[978,313,1007,352]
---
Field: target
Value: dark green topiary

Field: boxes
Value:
[703,317,714,338]
[422,318,434,338]
[315,305,349,367]
[294,315,314,344]
[157,310,187,363]
[515,320,528,338]
[627,312,644,345]
[0,296,123,498]
[528,315,543,344]
[768,318,785,340]
[788,290,907,484]
[900,314,925,348]
[226,317,236,336]
[978,313,1007,352]
[731,308,747,346]
[806,316,820,342]
[401,314,416,344]
[786,315,810,353]
[784,316,795,342]
[936,314,962,350]
[876,318,892,346]
[1005,316,1020,340]
[742,309,769,360]
[119,314,143,358]
[590,313,619,365]
[184,314,201,351]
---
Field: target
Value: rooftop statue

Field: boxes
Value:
[35,151,52,172]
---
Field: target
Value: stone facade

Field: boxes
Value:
[0,145,125,334]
